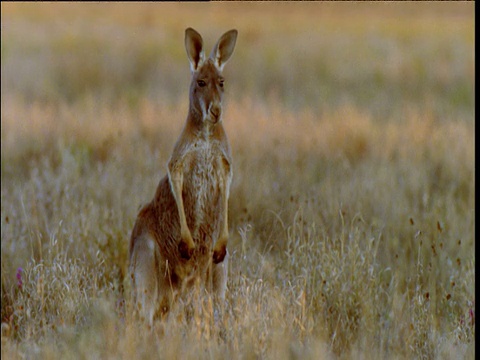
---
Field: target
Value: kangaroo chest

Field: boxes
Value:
[183,139,223,232]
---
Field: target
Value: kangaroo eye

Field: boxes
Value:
[219,80,225,88]
[197,80,206,87]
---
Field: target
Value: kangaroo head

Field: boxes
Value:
[185,28,238,125]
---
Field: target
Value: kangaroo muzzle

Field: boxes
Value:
[208,103,222,123]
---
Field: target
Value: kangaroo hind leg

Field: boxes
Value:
[212,250,228,301]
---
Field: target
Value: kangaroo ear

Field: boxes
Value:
[185,28,205,72]
[210,29,238,71]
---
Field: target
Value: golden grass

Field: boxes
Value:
[1,2,475,359]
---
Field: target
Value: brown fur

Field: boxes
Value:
[129,28,238,323]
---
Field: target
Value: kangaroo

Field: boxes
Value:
[129,28,237,324]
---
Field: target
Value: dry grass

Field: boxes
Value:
[1,2,474,359]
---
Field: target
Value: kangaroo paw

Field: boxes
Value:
[179,239,194,260]
[213,244,227,264]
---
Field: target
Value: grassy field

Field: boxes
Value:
[1,2,475,359]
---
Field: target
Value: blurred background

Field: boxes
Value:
[1,2,474,113]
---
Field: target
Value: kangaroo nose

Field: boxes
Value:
[210,104,221,122]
